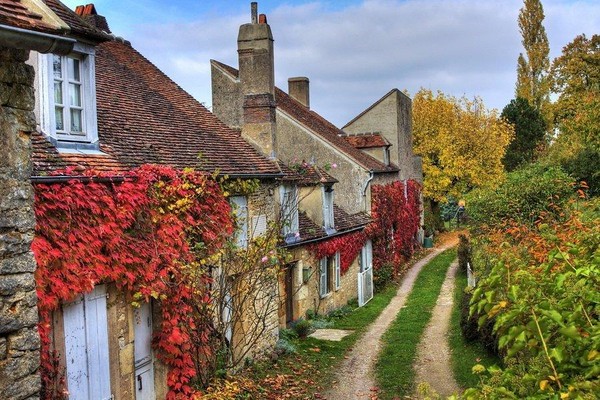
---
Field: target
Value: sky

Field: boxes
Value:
[61,0,600,126]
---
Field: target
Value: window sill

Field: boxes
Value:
[320,292,332,300]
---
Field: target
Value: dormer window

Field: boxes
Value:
[323,185,335,235]
[383,147,391,166]
[280,185,299,243]
[38,43,98,146]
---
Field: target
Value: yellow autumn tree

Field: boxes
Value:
[412,89,513,220]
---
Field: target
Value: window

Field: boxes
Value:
[319,252,340,297]
[230,196,248,248]
[280,185,299,243]
[359,240,373,272]
[383,147,390,166]
[323,186,335,234]
[38,43,98,144]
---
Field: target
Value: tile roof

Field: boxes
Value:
[294,205,371,245]
[43,0,108,40]
[342,133,390,149]
[287,163,338,186]
[0,0,63,33]
[211,60,400,174]
[32,40,283,177]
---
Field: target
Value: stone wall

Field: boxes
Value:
[0,46,41,400]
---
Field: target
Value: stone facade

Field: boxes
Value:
[343,89,423,182]
[0,46,41,400]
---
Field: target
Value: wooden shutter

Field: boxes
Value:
[334,252,341,290]
[319,257,328,298]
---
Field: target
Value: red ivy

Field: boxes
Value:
[308,230,367,275]
[33,165,234,399]
[368,180,421,275]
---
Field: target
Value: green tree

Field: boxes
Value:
[501,97,546,171]
[516,0,550,114]
[548,34,600,195]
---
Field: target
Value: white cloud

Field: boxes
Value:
[123,0,599,125]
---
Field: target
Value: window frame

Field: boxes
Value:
[319,252,340,297]
[38,42,98,145]
[280,184,299,243]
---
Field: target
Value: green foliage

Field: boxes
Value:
[373,262,394,291]
[466,163,573,225]
[376,249,456,398]
[464,199,600,398]
[501,97,547,171]
[457,234,472,273]
[290,318,312,338]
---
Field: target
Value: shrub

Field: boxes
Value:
[373,262,394,291]
[466,163,573,226]
[457,234,471,273]
[291,318,312,338]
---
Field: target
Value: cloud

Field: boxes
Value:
[120,0,599,125]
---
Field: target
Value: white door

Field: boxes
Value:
[358,241,374,306]
[134,302,155,400]
[63,284,112,400]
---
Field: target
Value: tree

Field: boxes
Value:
[501,97,546,171]
[516,0,550,114]
[412,89,514,227]
[548,34,600,195]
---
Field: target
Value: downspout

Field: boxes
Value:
[361,170,374,213]
[0,24,75,55]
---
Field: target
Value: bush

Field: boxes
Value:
[467,163,573,225]
[460,288,498,355]
[373,263,394,291]
[290,318,312,338]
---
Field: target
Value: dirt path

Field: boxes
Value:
[323,236,459,400]
[413,260,461,398]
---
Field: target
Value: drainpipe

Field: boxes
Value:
[0,24,75,55]
[361,170,374,213]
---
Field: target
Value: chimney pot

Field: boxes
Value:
[251,2,258,23]
[259,14,267,24]
[288,77,310,108]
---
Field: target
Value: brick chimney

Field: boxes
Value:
[237,2,277,158]
[288,77,310,108]
[75,3,111,33]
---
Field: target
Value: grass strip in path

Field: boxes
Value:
[448,267,500,389]
[375,249,457,399]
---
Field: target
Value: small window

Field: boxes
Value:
[360,240,373,272]
[323,186,335,234]
[319,253,340,297]
[334,252,341,290]
[230,196,248,248]
[280,185,299,243]
[319,257,329,298]
[38,43,98,145]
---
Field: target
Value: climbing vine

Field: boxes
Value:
[308,230,367,275]
[33,165,234,399]
[369,180,421,275]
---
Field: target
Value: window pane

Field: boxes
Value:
[68,58,81,81]
[71,109,82,132]
[55,107,64,130]
[54,82,63,104]
[53,55,62,79]
[69,83,82,107]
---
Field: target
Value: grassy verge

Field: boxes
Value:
[448,266,500,389]
[231,284,399,399]
[375,248,457,399]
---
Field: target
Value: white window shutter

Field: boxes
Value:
[251,215,267,238]
[334,252,341,290]
[319,257,328,298]
[230,196,248,248]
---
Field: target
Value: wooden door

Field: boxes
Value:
[134,302,155,400]
[285,264,294,325]
[63,284,112,400]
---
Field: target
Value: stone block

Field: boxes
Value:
[119,343,134,375]
[0,291,38,334]
[0,253,37,274]
[0,273,35,296]
[0,231,35,258]
[0,61,34,86]
[0,47,29,63]
[0,180,33,210]
[0,208,35,232]
[4,83,35,110]
[0,350,39,380]
[9,328,40,352]
[0,370,40,400]
[0,337,6,360]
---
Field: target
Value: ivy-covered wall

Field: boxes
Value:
[0,46,41,400]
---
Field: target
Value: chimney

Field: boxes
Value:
[75,3,111,33]
[237,2,277,158]
[288,77,310,108]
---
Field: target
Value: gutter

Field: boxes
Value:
[361,170,374,212]
[31,175,125,184]
[0,24,75,55]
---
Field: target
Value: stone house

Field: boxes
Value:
[2,1,297,399]
[211,3,423,319]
